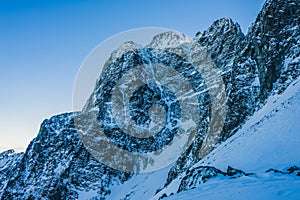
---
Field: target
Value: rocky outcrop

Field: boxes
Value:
[1,113,130,199]
[177,166,252,193]
[266,166,300,176]
[0,150,23,198]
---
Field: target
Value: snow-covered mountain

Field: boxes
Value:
[0,0,299,199]
[153,76,300,200]
[164,0,300,186]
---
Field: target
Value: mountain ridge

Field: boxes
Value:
[1,0,299,199]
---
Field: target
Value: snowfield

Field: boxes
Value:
[155,76,300,199]
[165,174,300,200]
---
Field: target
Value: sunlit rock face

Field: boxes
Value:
[0,0,299,199]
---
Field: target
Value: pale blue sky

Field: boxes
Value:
[0,0,265,152]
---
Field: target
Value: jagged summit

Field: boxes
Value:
[103,31,191,71]
[196,18,243,36]
[104,41,143,67]
[148,31,190,49]
[194,18,244,71]
[84,31,192,113]
[0,149,15,159]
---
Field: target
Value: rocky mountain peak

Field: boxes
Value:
[148,31,190,49]
[194,18,245,71]
[196,18,242,37]
[102,41,143,70]
[0,149,15,159]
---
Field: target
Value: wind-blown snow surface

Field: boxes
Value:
[165,174,300,200]
[109,165,171,200]
[152,77,300,200]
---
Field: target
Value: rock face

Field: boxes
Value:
[177,166,252,193]
[227,0,300,135]
[165,18,246,185]
[165,0,300,185]
[195,18,245,72]
[0,150,23,198]
[0,0,299,199]
[1,114,130,199]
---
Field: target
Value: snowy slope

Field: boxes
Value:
[153,77,300,200]
[165,174,300,200]
[199,77,300,172]
[109,165,171,200]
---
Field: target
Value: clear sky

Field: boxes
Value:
[0,0,265,152]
